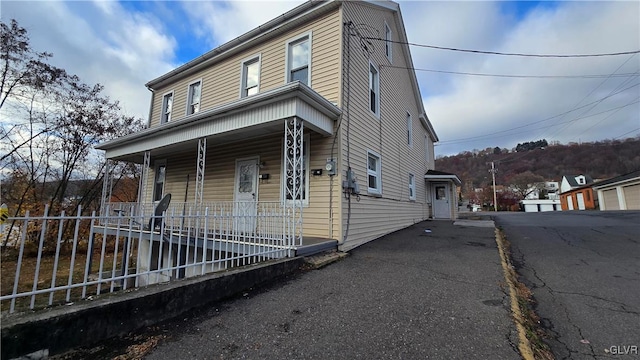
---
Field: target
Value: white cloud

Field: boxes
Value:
[2,0,637,158]
[180,0,305,47]
[413,1,640,155]
[1,0,177,121]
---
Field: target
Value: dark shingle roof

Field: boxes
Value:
[592,169,640,189]
[563,174,594,187]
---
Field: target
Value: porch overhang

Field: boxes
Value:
[424,170,462,186]
[96,82,341,162]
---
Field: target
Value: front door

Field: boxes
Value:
[432,183,450,219]
[234,158,259,233]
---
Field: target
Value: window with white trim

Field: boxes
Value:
[161,92,173,123]
[241,56,260,97]
[369,62,380,117]
[186,80,201,115]
[385,22,392,62]
[407,112,413,147]
[153,161,166,202]
[367,150,382,194]
[283,134,310,204]
[409,173,416,200]
[286,34,311,85]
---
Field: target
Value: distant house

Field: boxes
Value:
[592,170,640,211]
[524,181,559,200]
[560,174,593,193]
[560,174,598,211]
[559,174,596,211]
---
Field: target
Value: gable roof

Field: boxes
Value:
[562,174,594,187]
[144,0,438,142]
[424,170,461,185]
[592,169,640,189]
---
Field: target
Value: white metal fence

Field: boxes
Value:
[0,201,300,314]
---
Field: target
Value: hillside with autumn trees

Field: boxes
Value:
[434,137,640,196]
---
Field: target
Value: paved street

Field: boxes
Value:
[138,220,518,360]
[493,211,640,359]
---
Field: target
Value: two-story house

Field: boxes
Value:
[96,0,458,282]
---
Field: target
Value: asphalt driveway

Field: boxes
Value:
[493,211,640,359]
[140,220,518,360]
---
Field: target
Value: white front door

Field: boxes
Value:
[567,195,574,210]
[432,183,451,219]
[576,193,586,210]
[234,158,259,233]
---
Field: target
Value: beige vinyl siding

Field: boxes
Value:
[148,9,341,128]
[623,184,640,210]
[338,2,432,247]
[143,131,340,240]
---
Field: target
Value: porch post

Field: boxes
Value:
[284,117,304,247]
[138,151,151,218]
[100,159,113,217]
[194,137,207,206]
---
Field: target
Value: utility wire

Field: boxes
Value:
[436,83,640,144]
[362,36,640,58]
[613,128,640,139]
[381,65,640,79]
[436,99,640,146]
[544,54,638,141]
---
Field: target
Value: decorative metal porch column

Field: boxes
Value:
[137,151,151,218]
[100,159,114,217]
[284,117,304,247]
[194,138,207,207]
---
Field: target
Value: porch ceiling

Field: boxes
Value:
[97,82,341,163]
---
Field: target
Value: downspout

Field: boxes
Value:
[146,86,155,129]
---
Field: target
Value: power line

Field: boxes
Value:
[613,128,640,139]
[381,65,640,79]
[436,83,640,144]
[363,36,640,58]
[543,54,638,141]
[435,99,639,146]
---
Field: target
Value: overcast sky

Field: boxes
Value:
[2,0,638,156]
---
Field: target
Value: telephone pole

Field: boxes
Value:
[489,161,498,212]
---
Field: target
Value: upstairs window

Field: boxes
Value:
[406,112,413,147]
[187,80,201,115]
[241,56,260,97]
[369,62,380,117]
[409,173,416,200]
[385,22,392,62]
[367,150,382,195]
[161,92,173,123]
[286,34,311,85]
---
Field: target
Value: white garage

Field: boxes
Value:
[593,170,640,211]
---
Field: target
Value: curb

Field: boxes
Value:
[494,228,536,360]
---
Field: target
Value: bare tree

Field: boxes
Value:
[1,19,145,247]
[509,171,545,200]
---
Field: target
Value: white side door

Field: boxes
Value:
[567,195,574,210]
[576,193,586,210]
[234,158,259,234]
[432,183,450,219]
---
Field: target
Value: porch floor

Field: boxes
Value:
[92,226,337,258]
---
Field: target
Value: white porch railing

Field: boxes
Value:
[0,201,301,314]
